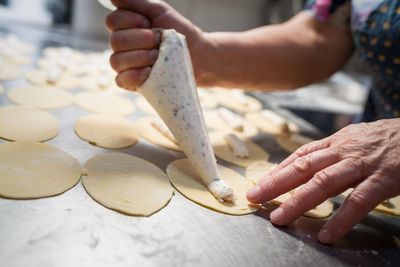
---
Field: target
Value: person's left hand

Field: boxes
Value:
[247,118,400,244]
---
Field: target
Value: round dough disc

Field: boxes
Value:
[25,69,79,89]
[204,110,259,138]
[276,133,314,153]
[210,132,269,167]
[75,91,135,116]
[0,106,58,142]
[8,86,74,109]
[0,141,81,199]
[82,152,174,216]
[80,74,124,94]
[245,161,277,184]
[245,111,299,135]
[167,158,260,215]
[75,114,139,149]
[0,66,20,81]
[137,117,182,152]
[135,96,158,115]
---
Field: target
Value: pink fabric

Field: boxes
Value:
[313,0,332,21]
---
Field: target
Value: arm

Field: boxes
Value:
[106,0,353,91]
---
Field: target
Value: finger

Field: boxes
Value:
[115,67,151,90]
[110,49,158,72]
[111,0,170,20]
[317,174,393,244]
[106,10,150,31]
[269,137,331,176]
[247,148,339,204]
[269,158,365,226]
[110,29,160,52]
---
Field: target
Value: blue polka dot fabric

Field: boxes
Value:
[305,0,400,121]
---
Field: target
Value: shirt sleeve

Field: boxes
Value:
[304,0,351,29]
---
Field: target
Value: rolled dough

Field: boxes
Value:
[136,117,182,152]
[167,159,260,215]
[8,86,74,109]
[0,141,81,199]
[75,114,139,149]
[0,106,58,142]
[82,153,174,216]
[246,111,299,135]
[25,69,80,89]
[204,110,259,138]
[210,132,270,167]
[75,91,135,116]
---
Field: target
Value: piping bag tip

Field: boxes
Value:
[208,179,236,203]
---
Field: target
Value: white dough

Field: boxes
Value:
[8,86,74,109]
[82,153,174,216]
[75,91,135,116]
[167,159,260,215]
[0,106,58,142]
[75,114,139,149]
[0,142,81,199]
[25,69,80,89]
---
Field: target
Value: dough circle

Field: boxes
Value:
[0,106,58,142]
[75,91,135,116]
[82,152,174,216]
[75,114,139,149]
[0,141,81,199]
[137,117,182,152]
[210,132,270,167]
[25,69,79,89]
[8,86,74,109]
[246,161,277,184]
[167,159,260,215]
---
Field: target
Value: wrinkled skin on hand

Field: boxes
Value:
[106,0,207,90]
[247,118,400,244]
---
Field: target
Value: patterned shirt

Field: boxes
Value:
[305,0,400,121]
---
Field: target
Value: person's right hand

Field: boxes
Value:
[106,0,208,90]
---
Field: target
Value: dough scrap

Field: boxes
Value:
[276,133,314,153]
[341,189,400,216]
[82,152,174,216]
[0,106,58,142]
[246,161,277,184]
[8,86,74,109]
[25,69,79,89]
[204,110,258,138]
[0,141,81,199]
[245,161,333,218]
[246,111,299,135]
[167,159,260,215]
[75,91,135,116]
[75,114,139,149]
[210,132,269,167]
[136,117,182,152]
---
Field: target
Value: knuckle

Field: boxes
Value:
[295,145,309,158]
[286,194,301,210]
[258,175,276,192]
[293,156,311,173]
[346,191,368,211]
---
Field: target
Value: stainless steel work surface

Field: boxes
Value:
[0,22,399,267]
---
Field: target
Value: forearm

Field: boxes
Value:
[197,12,354,91]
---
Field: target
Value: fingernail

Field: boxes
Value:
[247,186,261,201]
[149,49,158,61]
[318,229,331,244]
[270,208,284,224]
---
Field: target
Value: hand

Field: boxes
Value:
[106,0,208,90]
[247,119,400,244]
